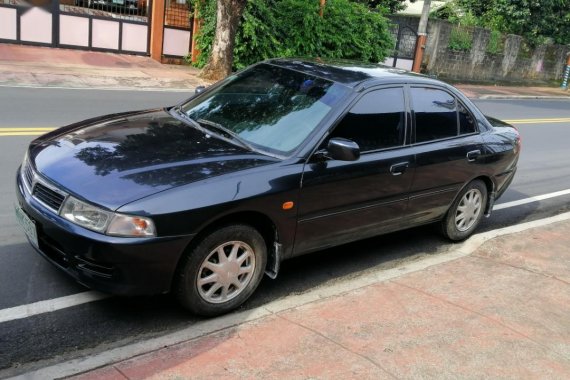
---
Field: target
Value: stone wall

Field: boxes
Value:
[389,16,570,83]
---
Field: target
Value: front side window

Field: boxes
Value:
[411,87,458,143]
[180,63,350,155]
[328,87,406,152]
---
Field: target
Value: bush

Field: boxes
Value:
[448,27,472,51]
[191,0,217,68]
[486,29,503,54]
[191,0,394,70]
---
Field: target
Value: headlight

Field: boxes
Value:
[60,196,156,237]
[60,196,113,233]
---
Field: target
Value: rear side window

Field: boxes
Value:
[411,87,458,143]
[329,87,406,152]
[458,102,476,134]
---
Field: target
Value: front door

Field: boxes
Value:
[294,87,415,255]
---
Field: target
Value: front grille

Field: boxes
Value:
[24,163,34,188]
[33,183,66,212]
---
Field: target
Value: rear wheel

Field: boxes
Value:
[441,180,487,241]
[175,224,267,317]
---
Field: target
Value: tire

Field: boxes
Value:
[175,224,267,317]
[441,179,487,241]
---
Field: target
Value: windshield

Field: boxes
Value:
[180,63,350,155]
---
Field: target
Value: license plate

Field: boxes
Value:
[15,205,39,248]
[112,0,125,4]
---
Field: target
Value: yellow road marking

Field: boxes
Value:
[0,128,56,131]
[504,118,570,124]
[0,132,52,136]
[0,127,56,137]
[1,117,569,137]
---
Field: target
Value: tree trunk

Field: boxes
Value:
[199,0,247,81]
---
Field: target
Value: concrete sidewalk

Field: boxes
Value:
[1,44,569,99]
[65,216,570,380]
[0,44,209,90]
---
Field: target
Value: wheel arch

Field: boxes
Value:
[446,175,495,218]
[474,175,496,215]
[172,210,281,291]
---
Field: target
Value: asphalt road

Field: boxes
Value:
[1,87,570,377]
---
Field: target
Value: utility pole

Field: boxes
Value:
[412,0,431,72]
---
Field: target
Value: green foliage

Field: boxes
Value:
[435,0,570,46]
[448,27,472,52]
[191,0,217,68]
[233,0,283,69]
[192,0,394,70]
[350,0,409,13]
[320,0,394,62]
[485,30,503,55]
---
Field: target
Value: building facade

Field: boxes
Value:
[0,0,193,61]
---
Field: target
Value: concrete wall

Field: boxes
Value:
[389,16,570,83]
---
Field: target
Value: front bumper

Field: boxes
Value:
[15,170,196,296]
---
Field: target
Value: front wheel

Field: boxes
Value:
[441,180,487,241]
[175,224,267,317]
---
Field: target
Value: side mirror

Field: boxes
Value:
[195,85,206,94]
[318,138,360,162]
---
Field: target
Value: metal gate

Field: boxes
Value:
[384,23,418,71]
[162,0,192,58]
[0,0,151,55]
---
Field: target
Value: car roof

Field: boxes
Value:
[265,58,445,89]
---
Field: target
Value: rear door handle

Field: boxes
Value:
[466,150,481,162]
[390,162,409,176]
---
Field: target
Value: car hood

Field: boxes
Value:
[30,109,278,210]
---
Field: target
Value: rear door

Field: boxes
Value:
[407,86,484,224]
[294,86,415,254]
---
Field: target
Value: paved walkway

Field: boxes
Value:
[0,44,209,90]
[67,216,570,380]
[1,44,569,99]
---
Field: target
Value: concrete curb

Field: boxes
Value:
[0,84,194,92]
[9,211,570,380]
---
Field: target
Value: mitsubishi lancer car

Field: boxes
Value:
[15,59,520,316]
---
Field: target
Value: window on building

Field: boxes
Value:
[328,87,406,152]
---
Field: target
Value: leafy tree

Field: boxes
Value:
[200,0,248,81]
[193,0,394,72]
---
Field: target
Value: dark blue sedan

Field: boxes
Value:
[15,59,520,316]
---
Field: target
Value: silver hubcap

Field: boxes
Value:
[455,189,482,232]
[197,241,255,304]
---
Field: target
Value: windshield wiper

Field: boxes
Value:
[197,118,255,152]
[171,106,204,131]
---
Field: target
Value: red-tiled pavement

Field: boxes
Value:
[70,220,570,379]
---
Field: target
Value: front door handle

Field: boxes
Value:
[466,150,481,162]
[390,162,409,176]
